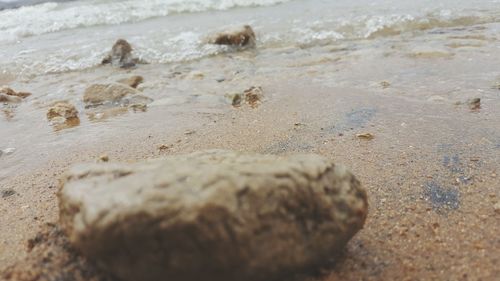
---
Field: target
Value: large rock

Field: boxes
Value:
[101,39,137,68]
[58,150,368,281]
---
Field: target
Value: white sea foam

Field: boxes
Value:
[0,0,499,76]
[0,0,291,41]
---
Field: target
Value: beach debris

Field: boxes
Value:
[58,150,367,281]
[467,98,481,110]
[1,188,16,198]
[101,39,138,68]
[244,86,264,108]
[380,81,391,89]
[210,25,256,49]
[356,133,375,140]
[117,75,144,89]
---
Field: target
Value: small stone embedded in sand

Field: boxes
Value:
[129,103,147,112]
[83,83,138,107]
[158,144,170,151]
[380,81,391,89]
[58,150,368,281]
[467,98,481,110]
[47,101,79,121]
[494,202,500,214]
[228,93,242,107]
[101,39,138,68]
[99,154,109,162]
[210,25,256,48]
[117,75,144,89]
[356,133,375,140]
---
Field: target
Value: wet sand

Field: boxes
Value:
[1,75,499,279]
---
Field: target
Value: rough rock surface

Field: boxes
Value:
[47,101,79,121]
[210,25,256,48]
[83,83,138,107]
[59,150,368,281]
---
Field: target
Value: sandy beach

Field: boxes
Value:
[1,0,500,280]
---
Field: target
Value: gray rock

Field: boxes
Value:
[59,150,368,281]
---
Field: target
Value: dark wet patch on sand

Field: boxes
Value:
[423,181,460,210]
[263,137,314,155]
[327,107,377,133]
[442,154,464,174]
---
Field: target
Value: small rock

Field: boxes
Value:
[467,98,481,110]
[227,93,242,107]
[0,93,22,103]
[356,133,375,140]
[158,144,170,151]
[83,83,138,107]
[380,81,391,89]
[47,102,79,121]
[101,39,138,68]
[117,76,144,89]
[244,86,264,108]
[210,25,256,49]
[188,71,205,80]
[58,150,367,281]
[129,103,147,112]
[1,188,16,198]
[99,154,109,162]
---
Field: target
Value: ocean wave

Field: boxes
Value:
[0,0,291,41]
